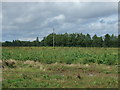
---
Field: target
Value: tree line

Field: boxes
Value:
[2,33,120,47]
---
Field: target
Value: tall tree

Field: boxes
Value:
[36,37,39,42]
[104,34,111,47]
[118,35,120,47]
[110,34,118,47]
[85,34,92,47]
[92,34,98,47]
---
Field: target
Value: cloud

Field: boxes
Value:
[0,2,2,42]
[13,15,34,24]
[53,14,65,20]
[41,14,65,28]
[2,2,118,41]
[19,37,36,41]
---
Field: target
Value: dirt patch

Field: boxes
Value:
[3,59,16,68]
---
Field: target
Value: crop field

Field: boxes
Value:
[1,47,119,88]
[2,47,118,65]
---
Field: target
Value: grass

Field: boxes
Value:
[1,47,119,88]
[2,47,118,65]
[2,60,118,88]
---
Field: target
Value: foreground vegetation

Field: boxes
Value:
[2,47,119,88]
[2,47,118,65]
[2,60,118,88]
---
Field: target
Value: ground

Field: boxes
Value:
[1,47,119,88]
[2,60,118,88]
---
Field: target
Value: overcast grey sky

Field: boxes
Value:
[2,2,118,41]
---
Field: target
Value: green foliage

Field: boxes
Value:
[2,47,118,65]
[2,33,119,47]
[104,34,111,47]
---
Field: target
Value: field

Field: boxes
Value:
[1,47,119,88]
[2,47,118,65]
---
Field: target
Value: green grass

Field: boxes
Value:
[1,47,119,88]
[2,61,118,88]
[2,47,118,65]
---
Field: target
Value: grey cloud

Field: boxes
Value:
[2,2,118,41]
[0,2,2,41]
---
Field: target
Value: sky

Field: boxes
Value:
[1,2,118,41]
